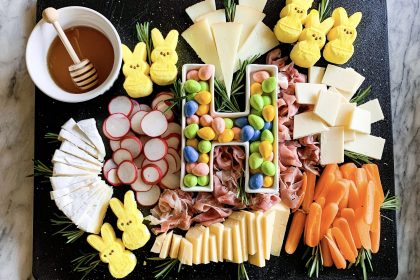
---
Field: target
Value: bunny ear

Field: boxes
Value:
[121,44,133,63]
[305,9,320,27]
[133,42,147,62]
[110,197,125,219]
[164,30,179,50]
[332,7,349,26]
[124,191,137,211]
[151,28,165,48]
[320,17,335,34]
[348,12,362,28]
[302,0,314,10]
[101,223,117,245]
[87,234,105,252]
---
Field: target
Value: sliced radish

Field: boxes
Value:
[113,148,133,165]
[141,111,168,137]
[110,139,121,151]
[165,154,178,173]
[167,148,181,172]
[121,136,143,158]
[117,161,138,184]
[131,170,153,192]
[151,92,173,109]
[129,99,141,119]
[142,158,169,177]
[106,168,122,186]
[108,96,133,116]
[164,133,181,151]
[144,138,168,161]
[134,154,146,168]
[138,104,152,112]
[130,111,148,135]
[141,164,163,185]
[159,172,180,190]
[104,113,130,139]
[103,159,117,175]
[161,123,182,139]
[154,101,175,122]
[102,121,120,140]
[136,185,161,206]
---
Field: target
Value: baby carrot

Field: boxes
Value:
[316,197,326,209]
[305,202,322,247]
[325,229,347,269]
[362,181,375,225]
[363,164,384,204]
[370,188,382,233]
[320,237,333,267]
[338,179,350,209]
[348,181,361,210]
[352,168,368,200]
[294,173,307,211]
[302,171,316,212]
[319,203,339,240]
[285,211,307,254]
[341,208,362,249]
[334,168,343,180]
[333,217,358,258]
[315,173,335,206]
[314,164,338,200]
[332,227,356,263]
[355,208,372,250]
[325,179,349,205]
[370,212,381,253]
[340,163,357,179]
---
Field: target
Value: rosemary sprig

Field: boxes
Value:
[350,85,372,105]
[28,159,52,182]
[236,172,250,206]
[71,252,101,280]
[318,0,332,22]
[224,0,236,22]
[238,263,249,280]
[44,132,59,143]
[51,213,85,243]
[148,257,182,279]
[344,151,372,166]
[136,21,152,64]
[381,191,401,211]
[165,79,187,114]
[348,248,373,280]
[303,245,323,278]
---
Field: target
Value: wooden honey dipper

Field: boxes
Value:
[43,7,98,91]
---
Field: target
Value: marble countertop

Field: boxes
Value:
[0,0,418,279]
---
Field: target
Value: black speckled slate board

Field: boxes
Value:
[33,0,397,279]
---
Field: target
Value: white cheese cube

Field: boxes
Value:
[314,89,343,126]
[293,112,329,139]
[178,238,193,266]
[322,65,365,94]
[349,107,371,134]
[186,227,204,264]
[359,99,384,123]
[320,127,345,165]
[344,133,386,160]
[334,102,356,127]
[209,223,224,262]
[295,83,327,105]
[308,66,325,84]
[159,231,173,259]
[169,234,182,259]
[185,0,216,22]
[209,234,218,262]
[238,0,267,12]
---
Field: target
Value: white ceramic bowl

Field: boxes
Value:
[26,6,122,103]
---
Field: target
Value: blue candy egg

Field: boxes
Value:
[263,122,272,130]
[184,101,199,117]
[249,173,264,190]
[183,146,199,163]
[234,117,248,128]
[250,129,261,141]
[240,125,254,142]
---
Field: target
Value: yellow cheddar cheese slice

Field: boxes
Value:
[198,226,210,264]
[262,211,275,260]
[229,212,248,261]
[209,234,218,262]
[151,232,167,254]
[242,211,257,255]
[209,223,224,262]
[169,234,182,259]
[159,230,173,259]
[223,226,233,262]
[178,238,193,266]
[224,219,243,263]
[248,211,265,267]
[186,227,204,265]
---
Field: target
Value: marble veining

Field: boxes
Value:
[0,0,418,279]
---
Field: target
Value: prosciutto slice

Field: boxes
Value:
[191,193,232,226]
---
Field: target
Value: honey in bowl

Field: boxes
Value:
[47,26,114,93]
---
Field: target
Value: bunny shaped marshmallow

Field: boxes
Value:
[290,9,334,68]
[87,223,137,279]
[323,7,362,64]
[274,0,314,43]
[150,28,179,86]
[122,42,153,98]
[110,191,150,250]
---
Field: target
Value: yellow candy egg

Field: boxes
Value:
[259,141,273,159]
[186,138,199,149]
[263,176,274,188]
[196,104,209,116]
[198,153,210,164]
[197,127,216,140]
[194,91,212,105]
[218,129,234,143]
[262,105,275,122]
[250,82,263,95]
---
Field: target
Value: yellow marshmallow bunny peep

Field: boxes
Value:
[122,42,153,98]
[150,28,179,86]
[323,7,362,64]
[87,223,137,279]
[290,9,334,68]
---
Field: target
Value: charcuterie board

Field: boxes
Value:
[32,0,398,279]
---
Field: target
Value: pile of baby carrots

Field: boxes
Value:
[285,163,385,269]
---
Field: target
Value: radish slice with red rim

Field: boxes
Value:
[161,123,182,139]
[138,104,152,112]
[131,170,153,192]
[136,185,161,206]
[104,113,130,139]
[103,159,117,175]
[141,111,168,137]
[159,172,180,190]
[151,92,173,109]
[167,148,181,172]
[106,168,122,186]
[129,99,141,119]
[110,139,121,151]
[134,154,146,168]
[154,101,175,122]
[102,121,120,140]
[121,136,143,158]
[144,138,168,161]
[142,158,169,177]
[164,154,178,173]
[141,164,163,185]
[113,148,133,165]
[130,111,148,135]
[117,161,138,184]
[108,96,133,116]
[164,133,181,151]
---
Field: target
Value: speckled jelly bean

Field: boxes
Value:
[232,127,241,141]
[261,161,276,176]
[240,125,254,142]
[218,128,234,143]
[261,130,274,143]
[197,175,210,186]
[184,174,198,188]
[198,140,212,153]
[196,104,209,116]
[224,118,233,129]
[200,114,213,127]
[212,117,225,134]
[262,105,275,122]
[198,65,213,81]
[192,163,210,176]
[186,70,199,81]
[250,82,263,95]
[259,140,273,159]
[249,152,264,169]
[197,127,216,140]
[194,91,212,105]
[251,108,262,117]
[234,117,248,128]
[250,141,261,153]
[186,115,200,125]
[249,173,264,190]
[250,129,261,142]
[183,146,199,163]
[262,77,276,93]
[263,122,272,130]
[186,138,199,149]
[184,124,199,139]
[263,176,274,188]
[198,153,210,164]
[184,80,201,94]
[199,81,209,92]
[250,95,264,111]
[187,92,197,101]
[186,163,197,173]
[248,114,265,130]
[253,71,270,83]
[262,96,272,106]
[184,100,199,117]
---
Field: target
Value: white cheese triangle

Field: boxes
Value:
[52,150,101,172]
[185,0,216,22]
[233,5,265,48]
[77,119,106,161]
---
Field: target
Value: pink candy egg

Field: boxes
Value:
[211,117,225,134]
[267,152,274,162]
[186,115,199,125]
[192,163,210,176]
[186,163,197,173]
[198,65,213,81]
[253,71,270,83]
[187,70,200,81]
[199,114,213,127]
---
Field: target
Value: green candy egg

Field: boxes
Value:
[187,92,198,101]
[250,141,261,153]
[197,175,210,186]
[249,152,264,170]
[184,80,201,94]
[261,161,276,176]
[248,114,265,130]
[184,174,198,188]
[262,77,276,93]
[184,124,199,139]
[198,140,212,153]
[224,118,234,129]
[250,95,264,111]
[199,81,209,92]
[261,130,274,143]
[250,109,262,117]
[262,96,272,106]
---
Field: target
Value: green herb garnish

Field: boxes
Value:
[224,0,236,22]
[71,252,101,280]
[165,79,187,114]
[381,191,401,211]
[318,0,332,22]
[303,244,323,278]
[148,257,182,279]
[348,248,372,280]
[136,21,153,64]
[28,159,52,182]
[236,171,250,206]
[344,151,372,166]
[238,263,249,280]
[44,132,59,143]
[350,85,372,105]
[51,213,84,243]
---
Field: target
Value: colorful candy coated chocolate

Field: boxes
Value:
[250,141,261,153]
[184,174,198,188]
[261,130,274,143]
[259,140,273,159]
[184,100,199,117]
[198,140,212,153]
[197,127,216,140]
[263,122,272,130]
[184,79,201,94]
[186,138,199,149]
[186,115,199,125]
[253,71,270,83]
[218,128,234,143]
[199,114,213,127]
[262,105,275,122]
[194,91,212,105]
[262,77,276,93]
[186,163,197,173]
[248,114,265,130]
[240,125,255,142]
[235,117,248,128]
[184,123,199,139]
[198,153,210,164]
[249,152,264,170]
[263,176,274,188]
[186,70,199,81]
[250,129,261,142]
[261,161,276,176]
[249,173,264,190]
[250,82,263,95]
[212,117,225,134]
[197,175,210,186]
[192,163,210,176]
[250,95,264,111]
[196,104,209,116]
[224,118,234,129]
[183,146,199,163]
[198,65,213,81]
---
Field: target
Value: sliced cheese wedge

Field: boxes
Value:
[267,202,290,256]
[50,177,99,200]
[320,126,345,165]
[209,223,224,262]
[197,226,210,264]
[169,234,182,259]
[186,226,204,264]
[344,133,385,160]
[234,5,265,48]
[50,175,97,191]
[242,211,257,255]
[308,66,325,84]
[53,162,98,177]
[334,102,356,127]
[359,99,384,123]
[224,219,243,263]
[238,0,267,12]
[52,150,102,172]
[295,83,327,105]
[222,226,233,262]
[229,212,248,261]
[178,238,193,266]
[185,0,216,22]
[77,118,106,161]
[344,128,356,142]
[196,9,226,25]
[262,210,275,260]
[314,88,343,126]
[349,107,371,134]
[248,211,265,267]
[60,141,102,166]
[58,129,99,158]
[322,65,365,95]
[209,234,218,262]
[159,230,173,259]
[61,118,95,147]
[293,112,329,139]
[151,232,167,254]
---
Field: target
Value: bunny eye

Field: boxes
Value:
[121,222,124,226]
[166,52,170,55]
[294,7,297,10]
[136,64,139,67]
[103,254,107,258]
[312,34,316,37]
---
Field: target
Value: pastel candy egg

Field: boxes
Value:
[198,140,212,153]
[250,82,263,95]
[261,130,274,143]
[183,146,199,163]
[259,140,273,159]
[262,105,275,122]
[253,71,270,83]
[186,70,199,81]
[249,173,264,190]
[198,65,213,81]
[184,174,198,188]
[250,141,261,153]
[194,91,212,105]
[196,104,209,116]
[186,115,199,125]
[187,92,197,101]
[261,161,276,176]
[262,96,272,106]
[198,127,216,140]
[263,176,274,188]
[251,108,262,117]
[249,152,263,169]
[262,77,276,93]
[186,138,199,149]
[212,117,225,134]
[234,117,248,128]
[263,122,272,130]
[184,124,199,139]
[184,80,201,94]
[198,153,210,164]
[240,125,254,142]
[184,100,199,117]
[197,175,210,186]
[200,114,213,127]
[232,127,241,141]
[186,163,197,173]
[199,81,209,92]
[249,168,262,175]
[250,129,261,142]
[250,95,264,111]
[248,114,265,130]
[266,152,274,162]
[224,118,234,129]
[218,129,234,143]
[192,163,210,176]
